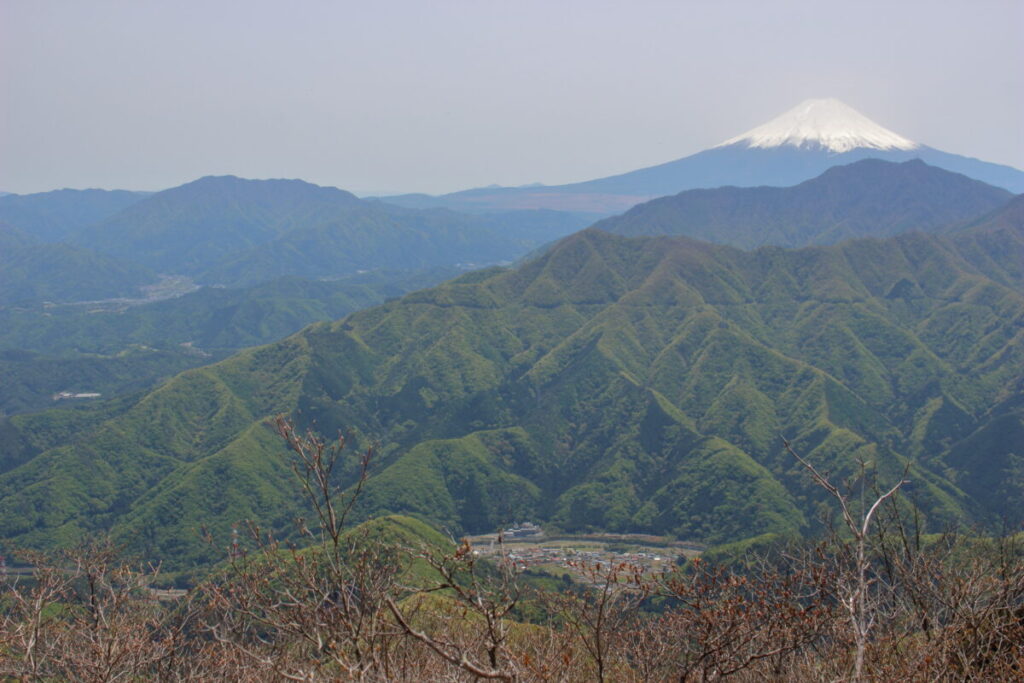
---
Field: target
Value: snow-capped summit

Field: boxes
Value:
[381,97,1024,214]
[717,98,919,154]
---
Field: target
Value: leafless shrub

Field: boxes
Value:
[3,420,1021,681]
[0,538,199,681]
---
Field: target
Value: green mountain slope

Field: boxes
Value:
[0,269,459,415]
[0,269,457,356]
[0,178,589,417]
[71,176,365,273]
[70,176,586,285]
[0,223,156,305]
[0,189,147,242]
[0,348,216,417]
[0,222,34,251]
[947,194,1024,287]
[201,204,530,287]
[1,227,1021,570]
[595,159,1012,249]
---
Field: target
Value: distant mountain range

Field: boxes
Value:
[0,221,155,306]
[381,99,1024,214]
[1,175,1020,569]
[0,160,1016,416]
[0,176,595,302]
[0,189,150,243]
[1,176,593,291]
[595,159,1013,248]
[0,176,593,415]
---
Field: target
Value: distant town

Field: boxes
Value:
[467,523,702,579]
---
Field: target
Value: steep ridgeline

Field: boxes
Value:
[594,159,1012,249]
[0,189,148,243]
[381,99,1024,214]
[1,212,1021,570]
[71,176,592,286]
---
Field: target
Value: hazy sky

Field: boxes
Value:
[2,0,1022,195]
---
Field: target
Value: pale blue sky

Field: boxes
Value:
[2,0,1021,195]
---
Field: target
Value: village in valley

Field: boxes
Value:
[465,523,703,580]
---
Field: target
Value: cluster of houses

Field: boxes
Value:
[469,523,690,578]
[480,542,679,576]
[501,522,542,539]
[52,390,102,401]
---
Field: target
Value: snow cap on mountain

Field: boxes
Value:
[717,98,919,153]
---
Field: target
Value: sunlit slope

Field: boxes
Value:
[1,226,1021,569]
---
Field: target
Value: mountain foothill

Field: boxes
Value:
[1,98,1022,572]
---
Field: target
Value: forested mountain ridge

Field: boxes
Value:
[68,176,591,285]
[1,214,1020,569]
[198,203,581,287]
[0,222,35,251]
[0,269,460,415]
[0,177,591,414]
[0,220,156,306]
[594,159,1013,248]
[947,194,1024,288]
[70,176,364,274]
[0,188,148,242]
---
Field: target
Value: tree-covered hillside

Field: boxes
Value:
[595,159,1012,248]
[1,218,1020,571]
[0,269,459,415]
[0,188,148,242]
[0,176,590,413]
[68,176,591,285]
[0,222,156,306]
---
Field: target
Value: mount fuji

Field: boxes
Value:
[382,98,1024,215]
[716,98,919,153]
